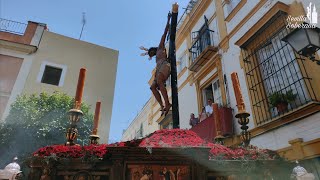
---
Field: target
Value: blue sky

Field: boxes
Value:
[0,0,190,142]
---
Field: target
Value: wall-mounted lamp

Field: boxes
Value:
[282,24,320,65]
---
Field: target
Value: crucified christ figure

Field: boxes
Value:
[140,12,172,116]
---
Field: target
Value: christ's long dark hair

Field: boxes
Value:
[148,47,169,62]
[148,47,158,56]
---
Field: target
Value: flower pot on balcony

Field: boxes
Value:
[269,90,296,114]
[276,102,288,113]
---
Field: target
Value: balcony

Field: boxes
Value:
[0,19,42,53]
[189,28,218,72]
[0,18,27,35]
[177,0,199,31]
[190,107,233,142]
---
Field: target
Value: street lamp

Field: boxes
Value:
[282,24,320,65]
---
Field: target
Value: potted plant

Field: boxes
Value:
[269,90,297,113]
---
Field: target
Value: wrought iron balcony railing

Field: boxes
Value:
[0,18,27,35]
[189,28,215,62]
[188,28,217,72]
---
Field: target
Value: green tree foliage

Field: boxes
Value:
[0,92,93,167]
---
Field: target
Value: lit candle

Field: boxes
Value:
[212,103,222,136]
[93,102,101,135]
[75,68,86,109]
[231,72,245,111]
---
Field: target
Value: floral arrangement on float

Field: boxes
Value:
[32,144,108,162]
[30,129,281,163]
[109,129,281,161]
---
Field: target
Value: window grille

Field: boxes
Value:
[240,11,318,126]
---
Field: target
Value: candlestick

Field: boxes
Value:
[75,68,86,109]
[231,72,245,112]
[93,101,101,135]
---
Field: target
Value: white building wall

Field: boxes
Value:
[176,40,187,59]
[221,44,253,133]
[209,18,220,46]
[178,84,199,129]
[121,99,160,141]
[251,112,320,150]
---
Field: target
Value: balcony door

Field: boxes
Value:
[198,24,211,52]
[202,78,222,107]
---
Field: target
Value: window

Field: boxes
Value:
[225,0,241,16]
[241,11,317,125]
[37,61,67,87]
[41,66,62,85]
[256,35,309,118]
[202,78,222,107]
[177,53,187,73]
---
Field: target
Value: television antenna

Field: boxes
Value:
[79,12,86,40]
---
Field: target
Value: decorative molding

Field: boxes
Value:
[230,0,268,42]
[250,102,320,137]
[178,66,187,79]
[225,102,320,147]
[194,54,220,81]
[225,0,247,22]
[234,1,288,47]
[278,138,320,161]
[0,39,37,54]
[218,36,229,52]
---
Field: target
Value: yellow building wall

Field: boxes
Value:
[22,31,118,143]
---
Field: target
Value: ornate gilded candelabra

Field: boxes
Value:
[231,72,251,147]
[65,68,86,146]
[89,134,100,145]
[235,110,251,147]
[89,101,101,145]
[65,103,83,146]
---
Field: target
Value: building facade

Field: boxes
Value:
[0,19,118,143]
[122,0,320,175]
